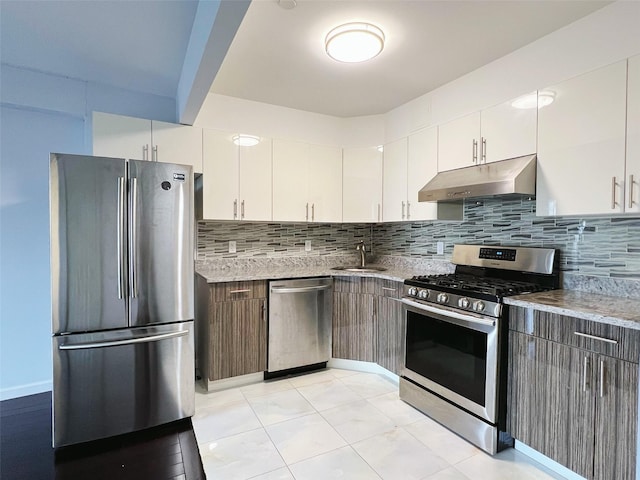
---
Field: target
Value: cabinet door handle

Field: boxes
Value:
[306,203,309,221]
[573,331,618,345]
[377,203,381,222]
[233,199,238,219]
[152,145,158,162]
[472,139,478,163]
[407,201,411,220]
[612,176,618,209]
[582,356,589,393]
[261,300,266,322]
[599,359,605,398]
[401,201,405,220]
[630,174,636,208]
[143,144,149,161]
[241,200,245,220]
[312,203,315,222]
[481,137,486,163]
[229,289,251,294]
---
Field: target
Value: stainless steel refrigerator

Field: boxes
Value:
[50,153,194,448]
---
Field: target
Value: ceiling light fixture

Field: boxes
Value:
[325,22,385,63]
[511,90,556,109]
[232,134,260,147]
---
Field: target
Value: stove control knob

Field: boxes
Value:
[458,297,471,309]
[436,293,449,304]
[418,289,429,299]
[473,301,485,312]
[407,287,418,297]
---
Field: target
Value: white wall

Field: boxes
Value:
[0,65,177,399]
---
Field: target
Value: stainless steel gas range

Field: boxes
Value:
[399,244,559,455]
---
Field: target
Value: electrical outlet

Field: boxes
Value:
[437,241,444,255]
[305,240,312,252]
[229,240,236,253]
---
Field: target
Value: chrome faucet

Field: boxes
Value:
[356,241,367,267]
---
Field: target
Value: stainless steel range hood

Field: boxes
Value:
[418,154,536,202]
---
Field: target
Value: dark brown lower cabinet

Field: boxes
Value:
[332,291,375,361]
[509,307,638,480]
[375,287,405,375]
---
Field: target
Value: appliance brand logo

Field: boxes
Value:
[173,173,185,181]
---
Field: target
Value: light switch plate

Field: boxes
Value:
[436,241,444,255]
[229,240,237,253]
[305,240,312,252]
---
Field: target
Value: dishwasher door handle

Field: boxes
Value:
[270,284,332,294]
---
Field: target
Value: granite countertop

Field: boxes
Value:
[505,290,640,330]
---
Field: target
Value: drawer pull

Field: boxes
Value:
[573,331,618,345]
[229,289,251,294]
[381,287,397,292]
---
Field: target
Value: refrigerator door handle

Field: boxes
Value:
[117,177,126,299]
[129,177,138,298]
[58,330,189,350]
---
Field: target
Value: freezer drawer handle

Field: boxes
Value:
[59,330,189,350]
[270,284,332,294]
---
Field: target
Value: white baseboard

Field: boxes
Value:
[0,381,52,401]
[327,358,399,385]
[515,440,587,480]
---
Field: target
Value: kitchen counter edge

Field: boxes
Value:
[504,290,640,330]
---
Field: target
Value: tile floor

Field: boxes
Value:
[193,369,566,480]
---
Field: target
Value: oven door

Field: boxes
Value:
[402,298,498,423]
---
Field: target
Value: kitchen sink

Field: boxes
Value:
[332,266,387,272]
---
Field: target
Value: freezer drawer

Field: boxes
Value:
[52,322,194,448]
[268,278,332,373]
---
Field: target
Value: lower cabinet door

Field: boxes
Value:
[509,332,595,478]
[332,292,375,362]
[593,355,638,480]
[210,299,266,381]
[376,296,405,375]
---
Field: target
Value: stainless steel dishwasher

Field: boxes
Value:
[268,277,332,375]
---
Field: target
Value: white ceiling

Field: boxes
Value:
[210,0,611,117]
[0,0,612,119]
[0,0,199,98]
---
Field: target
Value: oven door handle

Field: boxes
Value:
[401,298,496,327]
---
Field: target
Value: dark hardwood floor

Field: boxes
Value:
[0,392,206,480]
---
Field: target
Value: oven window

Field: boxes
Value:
[405,310,487,406]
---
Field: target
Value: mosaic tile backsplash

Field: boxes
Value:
[197,197,640,280]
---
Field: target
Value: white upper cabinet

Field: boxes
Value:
[480,94,537,163]
[307,144,343,223]
[407,126,438,221]
[627,54,640,214]
[382,138,408,222]
[272,139,342,222]
[93,112,150,161]
[536,61,627,216]
[93,112,203,173]
[342,146,382,223]
[201,130,272,221]
[437,94,537,171]
[437,112,480,171]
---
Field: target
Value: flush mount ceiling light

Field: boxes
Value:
[325,22,385,63]
[511,91,556,109]
[232,134,260,147]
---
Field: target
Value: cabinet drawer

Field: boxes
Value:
[333,276,376,294]
[376,279,402,298]
[509,306,640,363]
[211,280,267,301]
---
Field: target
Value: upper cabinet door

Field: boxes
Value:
[239,138,273,221]
[407,127,438,221]
[537,61,627,216]
[272,139,309,222]
[151,120,203,174]
[202,130,239,220]
[307,144,343,223]
[343,146,382,223]
[382,138,408,222]
[438,112,481,171]
[627,55,640,214]
[93,112,151,161]
[480,94,537,163]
